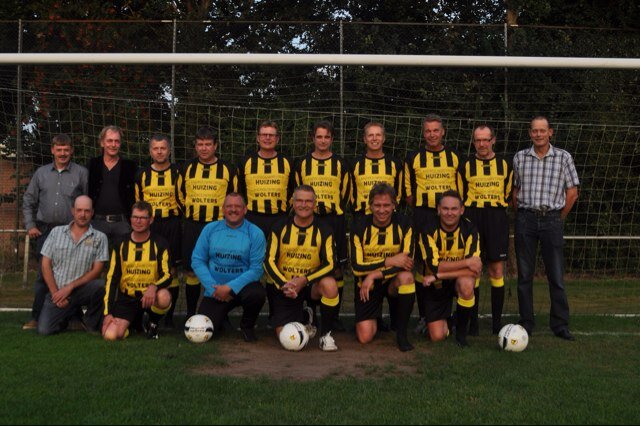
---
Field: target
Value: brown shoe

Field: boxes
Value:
[22,319,38,330]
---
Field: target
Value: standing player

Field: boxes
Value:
[418,190,482,347]
[351,121,403,331]
[294,121,350,331]
[513,116,579,340]
[351,183,415,351]
[264,185,340,351]
[237,120,295,236]
[177,127,237,319]
[135,134,182,328]
[462,125,513,335]
[405,114,463,334]
[102,201,173,340]
[237,120,295,323]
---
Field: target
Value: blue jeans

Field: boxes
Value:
[515,210,570,334]
[37,279,105,335]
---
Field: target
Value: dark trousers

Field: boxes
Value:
[30,225,56,321]
[37,279,105,335]
[515,210,570,334]
[198,282,266,332]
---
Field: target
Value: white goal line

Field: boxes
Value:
[1,53,639,69]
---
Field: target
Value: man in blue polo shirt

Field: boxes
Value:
[191,193,267,342]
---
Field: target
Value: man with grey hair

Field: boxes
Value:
[87,125,138,242]
[513,116,579,341]
[37,195,109,335]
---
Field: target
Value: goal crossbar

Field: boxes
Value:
[0,53,639,69]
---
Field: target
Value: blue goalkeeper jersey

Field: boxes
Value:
[191,218,265,296]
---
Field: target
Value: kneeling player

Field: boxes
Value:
[418,190,482,347]
[351,183,415,351]
[102,201,173,340]
[191,193,266,342]
[264,185,340,351]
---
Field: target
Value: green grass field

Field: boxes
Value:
[1,275,639,424]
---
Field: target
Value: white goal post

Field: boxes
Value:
[0,53,639,69]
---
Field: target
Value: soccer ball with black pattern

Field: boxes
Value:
[184,314,214,343]
[498,324,529,352]
[278,322,309,351]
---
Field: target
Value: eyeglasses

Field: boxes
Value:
[131,215,151,221]
[258,133,278,138]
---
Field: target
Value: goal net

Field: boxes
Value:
[0,20,638,316]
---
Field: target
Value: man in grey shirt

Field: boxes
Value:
[512,116,579,341]
[22,134,88,330]
[38,195,109,335]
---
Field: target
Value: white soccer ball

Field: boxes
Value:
[279,322,309,351]
[184,314,214,343]
[498,324,529,352]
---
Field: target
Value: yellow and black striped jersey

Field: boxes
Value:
[418,218,481,276]
[104,234,172,315]
[264,217,334,288]
[351,155,403,214]
[350,213,414,282]
[177,158,237,222]
[404,146,463,208]
[237,152,295,215]
[462,155,513,208]
[135,164,182,219]
[295,153,351,216]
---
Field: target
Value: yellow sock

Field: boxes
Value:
[321,295,340,307]
[490,277,505,288]
[398,282,416,295]
[458,296,475,308]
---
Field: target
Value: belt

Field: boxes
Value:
[519,208,560,217]
[94,214,126,223]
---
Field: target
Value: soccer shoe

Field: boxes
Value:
[22,319,38,330]
[241,328,258,343]
[146,322,159,339]
[396,333,414,352]
[305,324,317,339]
[414,317,427,335]
[319,331,338,351]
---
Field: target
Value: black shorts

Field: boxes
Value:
[423,279,456,323]
[354,278,390,322]
[151,216,182,266]
[246,211,288,240]
[316,214,347,267]
[267,283,311,328]
[110,292,145,323]
[464,207,509,262]
[182,219,208,271]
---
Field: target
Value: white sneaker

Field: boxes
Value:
[319,331,338,351]
[305,324,317,339]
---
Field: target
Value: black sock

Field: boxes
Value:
[388,294,398,330]
[185,284,201,318]
[319,301,339,336]
[148,310,163,325]
[456,303,472,346]
[491,286,505,333]
[395,293,415,351]
[165,286,179,322]
[469,286,480,334]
